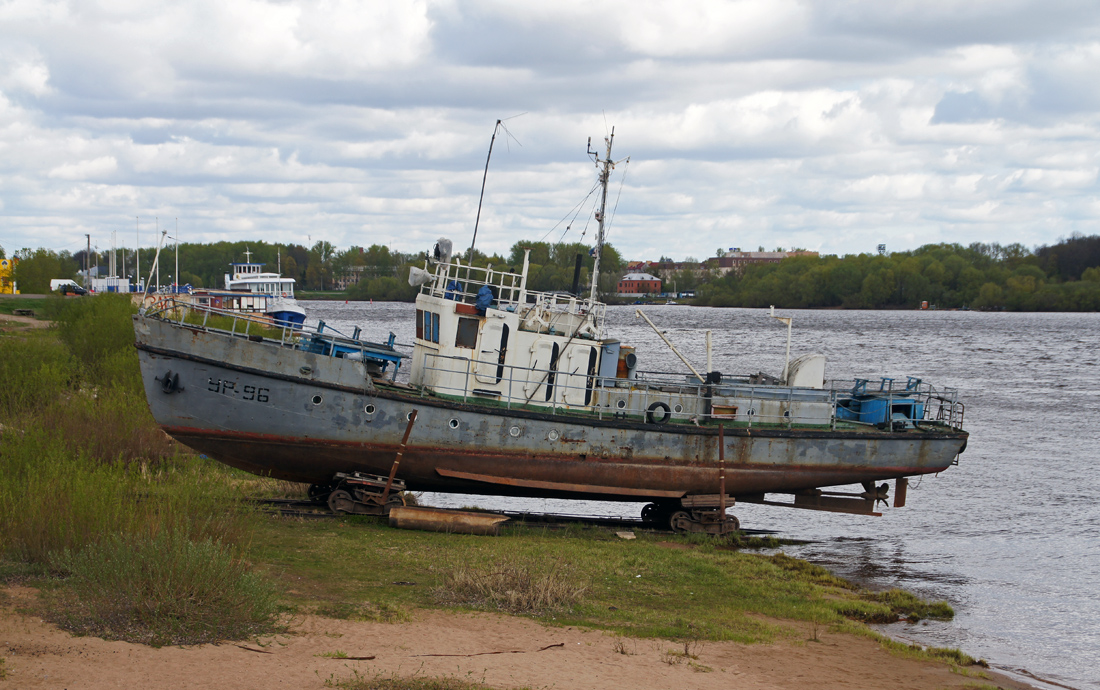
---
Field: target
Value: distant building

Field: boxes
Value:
[706,250,818,276]
[90,276,136,293]
[617,272,661,295]
[334,265,400,291]
[335,266,367,291]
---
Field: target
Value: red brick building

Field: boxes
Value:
[617,272,661,294]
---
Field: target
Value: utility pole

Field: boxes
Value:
[84,234,91,287]
[155,218,159,290]
[174,218,179,292]
[136,217,140,293]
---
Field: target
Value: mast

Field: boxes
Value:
[588,128,614,303]
[468,119,503,264]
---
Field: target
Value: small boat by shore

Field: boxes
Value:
[133,130,967,533]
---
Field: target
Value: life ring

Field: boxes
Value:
[282,292,287,297]
[646,401,672,424]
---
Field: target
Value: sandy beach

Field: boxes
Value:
[1,584,1039,690]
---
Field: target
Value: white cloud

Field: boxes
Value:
[1,0,1099,261]
[47,155,118,180]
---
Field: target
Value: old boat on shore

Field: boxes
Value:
[133,132,967,532]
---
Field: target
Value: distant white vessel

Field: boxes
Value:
[186,251,306,327]
[223,253,306,327]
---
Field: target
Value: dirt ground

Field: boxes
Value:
[0,313,49,330]
[0,585,1039,690]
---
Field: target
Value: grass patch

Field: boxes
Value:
[0,330,74,419]
[871,588,954,621]
[836,621,986,666]
[43,531,282,646]
[432,553,587,614]
[315,600,409,623]
[327,670,532,690]
[250,519,868,645]
[765,552,858,590]
[0,656,7,679]
[0,427,252,564]
[0,297,48,316]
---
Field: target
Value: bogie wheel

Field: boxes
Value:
[669,510,693,533]
[327,489,354,514]
[386,492,407,508]
[726,514,741,532]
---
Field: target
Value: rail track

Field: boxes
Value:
[246,497,778,535]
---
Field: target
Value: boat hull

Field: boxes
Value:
[135,315,966,501]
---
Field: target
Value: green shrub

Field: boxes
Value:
[0,424,250,563]
[45,531,280,646]
[45,294,139,384]
[0,333,75,419]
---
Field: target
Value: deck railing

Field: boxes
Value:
[829,376,965,430]
[421,351,837,428]
[142,298,406,377]
[419,260,606,339]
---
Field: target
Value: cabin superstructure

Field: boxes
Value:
[225,260,296,298]
[410,248,607,412]
[407,246,960,432]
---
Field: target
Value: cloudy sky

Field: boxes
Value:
[1,0,1099,262]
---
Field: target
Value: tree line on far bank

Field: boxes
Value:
[696,236,1100,311]
[4,234,1099,311]
[1,237,624,302]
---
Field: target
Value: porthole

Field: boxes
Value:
[364,404,376,415]
[616,399,626,409]
[746,408,756,416]
[311,394,323,406]
[548,429,560,441]
[509,426,521,437]
[406,411,415,421]
[449,418,460,429]
[673,404,684,413]
[783,410,791,417]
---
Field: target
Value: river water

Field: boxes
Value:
[304,301,1100,689]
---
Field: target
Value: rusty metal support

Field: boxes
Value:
[894,477,908,508]
[381,409,418,505]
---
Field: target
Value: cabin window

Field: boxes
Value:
[544,343,560,402]
[496,324,509,383]
[585,346,597,405]
[416,310,440,343]
[455,317,479,349]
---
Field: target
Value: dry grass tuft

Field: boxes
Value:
[315,600,409,623]
[611,636,635,655]
[328,670,532,690]
[433,554,587,614]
